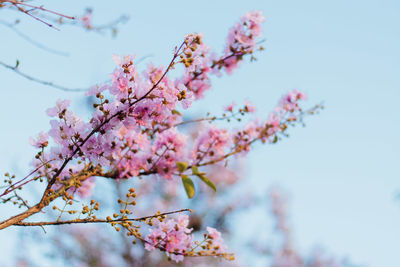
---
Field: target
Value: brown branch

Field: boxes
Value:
[13,191,30,209]
[12,2,75,20]
[34,10,129,37]
[12,208,192,227]
[0,204,42,229]
[2,0,75,30]
[15,5,60,30]
[0,159,55,197]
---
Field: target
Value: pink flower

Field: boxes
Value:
[151,128,187,178]
[245,10,266,36]
[112,54,135,68]
[278,89,307,113]
[192,126,232,163]
[86,84,107,96]
[30,132,49,148]
[244,100,256,113]
[224,102,236,112]
[145,215,193,263]
[80,9,93,29]
[206,227,227,253]
[266,113,281,136]
[46,99,71,117]
[221,10,265,74]
[246,10,266,24]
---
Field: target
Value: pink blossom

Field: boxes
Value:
[224,102,236,112]
[245,10,266,36]
[80,9,92,29]
[112,54,134,66]
[46,99,71,117]
[30,132,49,148]
[192,126,232,163]
[244,100,256,113]
[222,10,265,74]
[206,227,227,253]
[152,128,187,178]
[279,90,307,112]
[266,113,281,136]
[145,215,193,263]
[86,84,107,96]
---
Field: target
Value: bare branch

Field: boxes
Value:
[0,60,87,92]
[1,0,75,30]
[0,20,69,56]
[13,209,192,227]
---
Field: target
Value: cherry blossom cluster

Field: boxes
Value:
[145,215,193,262]
[1,10,322,263]
[144,215,230,263]
[27,11,270,194]
[219,10,265,74]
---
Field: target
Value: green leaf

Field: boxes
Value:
[197,174,217,193]
[176,162,188,173]
[191,165,199,175]
[181,175,195,198]
[171,109,182,115]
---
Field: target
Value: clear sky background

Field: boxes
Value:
[0,0,399,266]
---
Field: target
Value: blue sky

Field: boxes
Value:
[0,0,399,266]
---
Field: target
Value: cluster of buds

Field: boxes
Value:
[107,188,137,232]
[181,34,203,69]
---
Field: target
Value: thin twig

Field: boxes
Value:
[0,20,69,56]
[0,60,87,92]
[2,0,75,30]
[13,208,192,227]
[0,159,55,198]
[13,2,75,20]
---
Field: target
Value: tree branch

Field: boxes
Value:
[12,208,192,227]
[0,60,87,92]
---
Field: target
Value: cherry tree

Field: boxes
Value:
[0,2,336,265]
